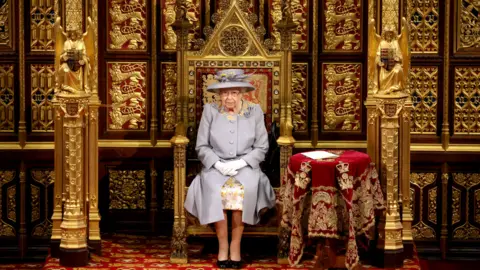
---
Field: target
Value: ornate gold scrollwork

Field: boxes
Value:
[30,0,56,51]
[409,66,438,134]
[31,64,55,132]
[453,67,480,134]
[163,0,200,51]
[0,170,15,236]
[456,0,480,51]
[409,172,437,239]
[452,187,461,225]
[108,0,147,51]
[109,169,147,210]
[31,170,54,238]
[219,26,250,56]
[0,0,12,48]
[323,0,361,51]
[475,190,480,224]
[0,64,14,131]
[107,62,147,130]
[452,173,480,239]
[322,63,361,131]
[428,187,437,224]
[271,0,308,51]
[6,186,15,222]
[292,63,308,132]
[163,170,174,210]
[162,63,177,131]
[409,0,439,54]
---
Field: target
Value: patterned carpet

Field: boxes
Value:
[0,234,422,269]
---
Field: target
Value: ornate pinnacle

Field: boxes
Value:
[275,0,296,51]
[171,0,193,50]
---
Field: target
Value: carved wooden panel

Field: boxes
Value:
[0,170,16,237]
[109,169,147,210]
[161,62,177,132]
[409,66,438,134]
[161,0,201,51]
[30,169,54,238]
[451,173,480,240]
[0,0,14,50]
[455,0,480,53]
[453,67,480,134]
[292,63,308,132]
[410,172,437,240]
[270,0,308,51]
[163,170,173,210]
[107,0,148,51]
[0,64,14,132]
[322,0,361,52]
[321,63,361,132]
[30,0,55,51]
[106,62,147,131]
[30,64,55,132]
[408,0,439,54]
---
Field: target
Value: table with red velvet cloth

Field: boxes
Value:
[280,150,385,270]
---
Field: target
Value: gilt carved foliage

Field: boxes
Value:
[30,0,56,51]
[161,63,177,131]
[30,169,54,238]
[323,0,361,52]
[409,66,438,134]
[410,172,437,240]
[452,173,480,240]
[270,0,308,51]
[322,63,361,132]
[453,67,480,134]
[107,62,147,130]
[0,0,13,49]
[107,0,147,51]
[292,63,308,132]
[161,0,201,51]
[109,169,147,210]
[0,64,14,132]
[456,0,480,53]
[31,64,55,132]
[0,170,15,237]
[408,0,439,54]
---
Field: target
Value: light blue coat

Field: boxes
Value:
[184,101,276,225]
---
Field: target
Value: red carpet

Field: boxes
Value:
[0,234,423,269]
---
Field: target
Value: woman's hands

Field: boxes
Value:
[214,159,248,176]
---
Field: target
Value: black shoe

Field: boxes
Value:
[216,259,229,268]
[229,259,243,269]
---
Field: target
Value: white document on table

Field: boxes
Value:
[301,151,339,160]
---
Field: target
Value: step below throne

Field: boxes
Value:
[169,0,296,264]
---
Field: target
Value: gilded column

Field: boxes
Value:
[275,0,296,264]
[375,94,406,268]
[87,0,102,255]
[400,100,413,258]
[150,0,158,146]
[311,0,318,146]
[169,0,192,263]
[442,0,450,150]
[18,0,26,147]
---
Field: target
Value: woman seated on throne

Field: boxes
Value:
[184,69,276,269]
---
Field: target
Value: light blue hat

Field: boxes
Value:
[206,69,255,93]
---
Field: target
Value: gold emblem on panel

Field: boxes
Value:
[108,0,147,51]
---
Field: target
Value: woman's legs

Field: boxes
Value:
[230,210,244,261]
[215,211,229,261]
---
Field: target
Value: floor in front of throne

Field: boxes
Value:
[0,234,425,269]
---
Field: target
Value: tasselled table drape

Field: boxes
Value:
[280,150,385,269]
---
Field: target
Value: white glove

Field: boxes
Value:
[226,159,248,171]
[214,161,238,176]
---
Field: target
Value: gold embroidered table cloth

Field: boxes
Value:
[280,150,385,269]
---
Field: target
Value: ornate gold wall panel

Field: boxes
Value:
[270,0,308,51]
[0,64,14,132]
[408,0,439,54]
[0,0,13,50]
[161,0,201,51]
[30,0,55,51]
[109,169,147,210]
[161,62,177,131]
[410,172,437,239]
[323,0,361,52]
[321,63,361,132]
[0,170,15,237]
[163,170,173,210]
[453,67,480,134]
[452,173,480,240]
[31,64,55,132]
[409,66,438,134]
[455,0,480,53]
[382,0,399,30]
[107,62,147,130]
[292,63,308,132]
[452,186,461,225]
[107,0,148,51]
[30,169,54,238]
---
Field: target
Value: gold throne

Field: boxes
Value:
[169,0,296,264]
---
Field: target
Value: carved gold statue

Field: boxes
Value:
[368,18,410,95]
[55,17,95,95]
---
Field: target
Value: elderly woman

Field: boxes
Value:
[184,69,276,268]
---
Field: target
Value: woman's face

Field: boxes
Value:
[219,88,243,110]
